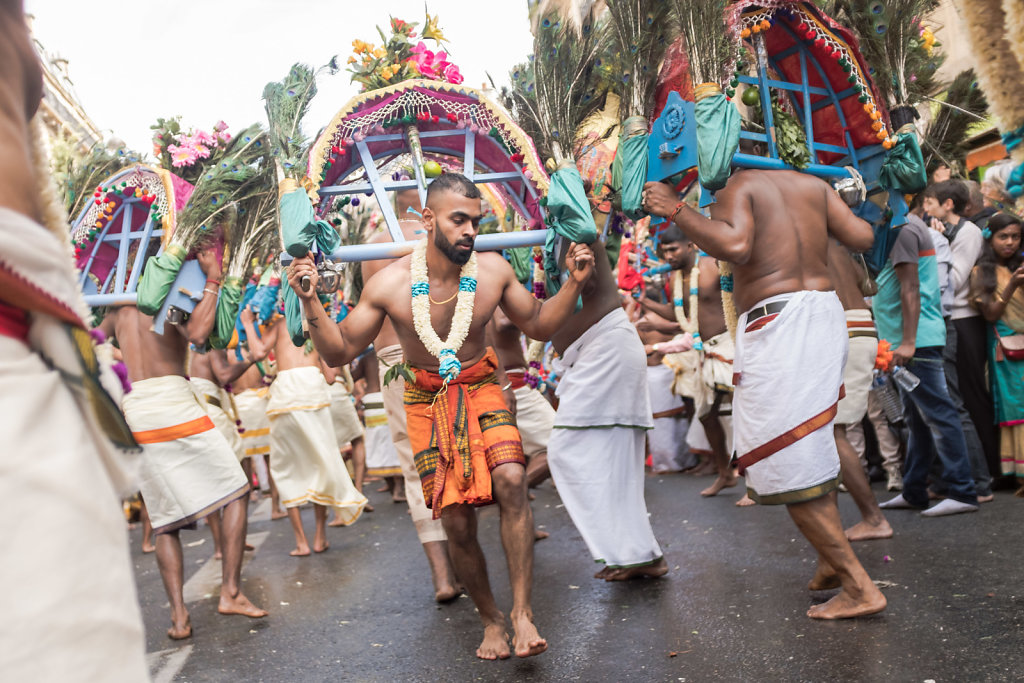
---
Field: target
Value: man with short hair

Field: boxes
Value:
[873,198,980,517]
[921,180,995,497]
[644,169,885,619]
[289,172,595,659]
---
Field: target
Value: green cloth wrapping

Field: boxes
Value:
[280,188,341,257]
[280,188,341,345]
[695,93,740,194]
[617,123,649,220]
[878,132,927,194]
[506,247,533,287]
[136,243,187,316]
[209,276,243,349]
[542,165,598,297]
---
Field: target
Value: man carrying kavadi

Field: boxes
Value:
[287,172,595,659]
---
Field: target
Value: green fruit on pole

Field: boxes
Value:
[424,161,442,178]
[741,86,760,107]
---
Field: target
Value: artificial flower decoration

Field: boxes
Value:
[346,10,462,92]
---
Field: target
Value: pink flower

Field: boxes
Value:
[409,41,439,76]
[443,62,463,84]
[213,120,229,132]
[168,143,198,168]
[191,130,217,147]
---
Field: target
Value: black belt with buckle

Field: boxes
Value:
[745,300,788,324]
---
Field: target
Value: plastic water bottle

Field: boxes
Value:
[891,366,921,393]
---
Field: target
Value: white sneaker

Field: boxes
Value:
[886,470,903,491]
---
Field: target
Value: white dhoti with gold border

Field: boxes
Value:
[267,367,367,524]
[362,391,402,477]
[123,375,249,533]
[234,386,271,458]
[191,376,245,461]
[733,291,847,505]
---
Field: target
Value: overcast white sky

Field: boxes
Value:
[25,0,535,154]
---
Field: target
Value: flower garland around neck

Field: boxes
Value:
[672,264,703,351]
[410,238,478,382]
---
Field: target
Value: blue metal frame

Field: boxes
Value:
[72,170,166,307]
[317,126,545,259]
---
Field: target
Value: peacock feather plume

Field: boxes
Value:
[669,0,734,88]
[920,69,989,176]
[604,0,675,119]
[57,143,137,222]
[263,58,338,180]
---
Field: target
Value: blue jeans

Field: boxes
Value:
[900,346,978,507]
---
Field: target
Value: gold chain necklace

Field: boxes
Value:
[428,289,459,305]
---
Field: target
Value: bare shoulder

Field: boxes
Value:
[476,251,513,276]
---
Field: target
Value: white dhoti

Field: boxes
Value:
[647,363,694,472]
[548,308,663,568]
[0,335,148,681]
[267,367,367,524]
[362,391,402,477]
[378,344,447,544]
[697,329,735,455]
[506,369,556,459]
[328,381,364,446]
[123,375,249,532]
[191,376,245,461]
[733,291,847,504]
[234,386,271,459]
[835,309,877,426]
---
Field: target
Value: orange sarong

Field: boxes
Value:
[404,348,525,519]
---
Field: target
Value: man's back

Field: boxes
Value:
[713,170,871,311]
[110,306,188,382]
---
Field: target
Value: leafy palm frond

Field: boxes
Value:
[670,0,733,87]
[604,0,675,119]
[831,0,943,106]
[921,69,989,176]
[263,59,337,180]
[504,11,613,163]
[173,124,269,248]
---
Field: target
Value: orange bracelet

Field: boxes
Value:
[668,201,685,223]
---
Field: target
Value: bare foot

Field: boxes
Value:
[142,542,156,554]
[167,614,191,640]
[594,566,614,580]
[1016,486,1024,499]
[844,519,894,542]
[701,474,738,497]
[435,585,461,603]
[327,517,346,527]
[213,551,222,560]
[511,612,548,658]
[290,544,311,557]
[735,494,756,507]
[218,592,268,618]
[808,586,887,619]
[686,460,718,477]
[807,566,841,591]
[313,541,329,553]
[605,557,669,581]
[476,621,511,660]
[271,508,288,520]
[245,542,256,551]
[534,528,550,542]
[376,484,390,492]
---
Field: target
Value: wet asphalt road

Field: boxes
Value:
[133,473,1023,682]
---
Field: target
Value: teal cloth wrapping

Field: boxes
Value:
[618,130,649,220]
[136,246,185,316]
[695,93,740,195]
[280,188,341,257]
[280,188,341,345]
[878,132,928,194]
[506,247,533,286]
[542,166,598,297]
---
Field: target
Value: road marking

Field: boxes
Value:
[147,644,193,683]
[181,530,269,603]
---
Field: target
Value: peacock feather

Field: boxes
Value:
[263,58,338,180]
[669,0,734,88]
[920,69,989,176]
[604,0,675,119]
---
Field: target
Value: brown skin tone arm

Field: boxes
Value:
[180,248,223,346]
[320,357,339,384]
[824,188,874,253]
[974,266,1024,322]
[643,181,756,264]
[240,310,279,362]
[892,262,919,368]
[497,242,594,340]
[639,297,675,321]
[288,256,389,367]
[209,348,255,386]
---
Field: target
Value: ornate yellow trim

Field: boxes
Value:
[307,78,549,196]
